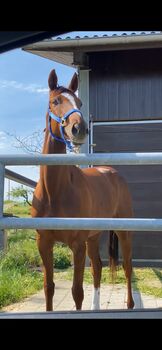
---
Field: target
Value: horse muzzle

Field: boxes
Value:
[70,121,88,145]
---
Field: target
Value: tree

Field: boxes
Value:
[6,130,44,154]
[8,186,33,206]
[6,130,81,154]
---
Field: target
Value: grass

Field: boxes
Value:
[0,201,43,309]
[1,200,162,309]
[0,269,43,307]
[4,200,31,217]
[55,266,162,298]
[0,228,43,309]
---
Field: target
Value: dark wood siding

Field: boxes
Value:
[93,122,162,261]
[89,49,162,121]
[94,123,162,152]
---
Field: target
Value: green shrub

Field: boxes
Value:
[0,237,72,271]
[0,269,43,308]
[0,239,41,271]
[54,245,72,269]
[7,229,35,244]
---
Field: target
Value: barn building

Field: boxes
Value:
[23,32,162,266]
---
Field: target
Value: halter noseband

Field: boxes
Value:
[48,108,83,151]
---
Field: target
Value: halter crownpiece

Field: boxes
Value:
[48,107,83,151]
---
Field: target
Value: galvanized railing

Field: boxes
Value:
[5,168,37,188]
[1,152,162,240]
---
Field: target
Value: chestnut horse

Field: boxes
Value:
[31,69,134,311]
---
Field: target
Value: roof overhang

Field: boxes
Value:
[22,33,162,68]
[0,31,68,54]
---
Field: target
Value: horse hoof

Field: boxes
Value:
[127,300,135,309]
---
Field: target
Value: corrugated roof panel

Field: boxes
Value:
[52,31,161,41]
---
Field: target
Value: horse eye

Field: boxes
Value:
[53,98,59,106]
[77,99,82,108]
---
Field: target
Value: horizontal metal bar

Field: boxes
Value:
[2,309,162,319]
[1,152,162,166]
[93,119,162,126]
[5,168,37,188]
[1,218,162,231]
[132,259,162,262]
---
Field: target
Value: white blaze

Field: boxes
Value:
[91,287,100,310]
[62,92,80,116]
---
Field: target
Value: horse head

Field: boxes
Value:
[48,69,88,150]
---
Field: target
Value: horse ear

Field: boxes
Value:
[68,72,78,93]
[48,69,58,90]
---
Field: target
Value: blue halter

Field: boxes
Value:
[48,108,83,151]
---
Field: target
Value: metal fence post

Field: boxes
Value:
[0,163,6,251]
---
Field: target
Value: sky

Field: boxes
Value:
[0,31,152,200]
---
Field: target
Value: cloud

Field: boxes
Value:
[0,131,6,138]
[0,142,7,149]
[0,80,49,94]
[0,131,11,150]
[0,140,7,149]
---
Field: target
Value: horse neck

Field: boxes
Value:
[40,132,71,198]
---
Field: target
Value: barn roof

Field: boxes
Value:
[22,32,162,68]
[0,31,66,54]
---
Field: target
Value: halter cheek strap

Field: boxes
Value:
[48,108,83,151]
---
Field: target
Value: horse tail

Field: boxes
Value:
[109,231,118,281]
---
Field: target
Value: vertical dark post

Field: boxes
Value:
[0,164,6,250]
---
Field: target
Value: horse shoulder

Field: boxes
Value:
[31,180,48,218]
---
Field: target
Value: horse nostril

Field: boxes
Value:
[72,124,80,136]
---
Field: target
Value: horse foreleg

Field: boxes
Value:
[71,241,86,310]
[116,231,134,309]
[37,232,54,311]
[87,238,102,310]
